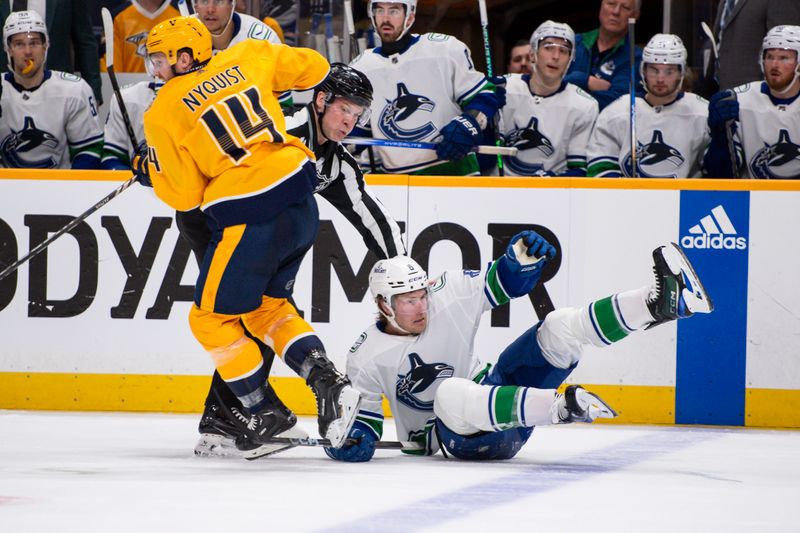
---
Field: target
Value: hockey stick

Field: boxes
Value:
[102,7,140,152]
[701,21,739,178]
[628,17,637,177]
[250,435,422,457]
[477,0,504,175]
[343,0,359,62]
[177,0,190,17]
[0,177,137,282]
[344,136,518,156]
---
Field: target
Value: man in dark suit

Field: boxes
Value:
[0,0,102,103]
[709,0,800,91]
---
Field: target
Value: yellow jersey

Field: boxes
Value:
[105,1,181,73]
[144,39,329,225]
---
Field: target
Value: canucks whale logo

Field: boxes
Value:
[395,353,454,411]
[378,83,437,141]
[1,116,59,168]
[504,116,554,175]
[623,130,685,177]
[749,129,800,179]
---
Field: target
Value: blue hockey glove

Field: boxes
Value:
[496,230,556,297]
[324,421,376,463]
[435,114,482,161]
[708,90,739,133]
[488,75,507,109]
[132,144,152,187]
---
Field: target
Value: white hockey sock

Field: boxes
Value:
[434,377,557,435]
[537,286,652,368]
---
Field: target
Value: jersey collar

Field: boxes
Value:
[5,69,52,94]
[642,91,684,109]
[374,34,420,57]
[523,74,568,98]
[760,81,800,106]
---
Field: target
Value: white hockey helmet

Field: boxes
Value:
[759,25,800,78]
[3,10,48,50]
[368,0,417,41]
[530,20,575,60]
[369,255,428,301]
[640,33,686,92]
[369,256,428,334]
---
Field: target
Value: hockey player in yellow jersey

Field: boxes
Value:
[141,16,362,455]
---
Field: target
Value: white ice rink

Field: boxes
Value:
[1,411,798,532]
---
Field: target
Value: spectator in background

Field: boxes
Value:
[587,34,709,178]
[0,0,102,103]
[498,21,598,177]
[103,0,179,73]
[704,0,800,93]
[507,39,531,75]
[564,0,642,111]
[0,10,102,169]
[259,0,297,45]
[704,25,800,179]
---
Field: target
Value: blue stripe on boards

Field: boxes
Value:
[676,190,749,426]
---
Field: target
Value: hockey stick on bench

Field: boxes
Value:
[343,137,518,156]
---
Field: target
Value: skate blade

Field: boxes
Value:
[581,391,619,421]
[325,387,362,448]
[243,425,311,460]
[194,433,241,458]
[663,243,714,314]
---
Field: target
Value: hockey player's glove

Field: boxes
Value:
[132,145,152,187]
[708,90,739,133]
[488,75,507,109]
[496,230,556,297]
[435,113,482,161]
[324,421,376,462]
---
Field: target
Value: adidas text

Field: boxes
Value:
[680,234,746,250]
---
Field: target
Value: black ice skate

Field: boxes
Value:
[552,385,618,423]
[306,359,362,448]
[647,242,714,328]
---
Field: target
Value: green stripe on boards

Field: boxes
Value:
[593,296,628,343]
[493,386,521,429]
[486,261,510,306]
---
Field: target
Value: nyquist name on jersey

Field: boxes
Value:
[181,66,247,112]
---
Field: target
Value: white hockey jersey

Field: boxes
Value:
[347,268,505,453]
[102,80,162,167]
[587,92,710,178]
[350,33,490,173]
[731,81,800,179]
[498,75,598,176]
[0,71,103,169]
[221,12,281,49]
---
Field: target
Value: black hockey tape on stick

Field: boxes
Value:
[244,436,423,460]
[0,176,138,282]
[102,7,140,151]
[628,17,637,177]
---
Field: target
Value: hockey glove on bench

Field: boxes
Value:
[435,113,482,161]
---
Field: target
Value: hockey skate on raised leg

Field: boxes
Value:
[647,242,713,328]
[551,385,618,423]
[304,350,362,448]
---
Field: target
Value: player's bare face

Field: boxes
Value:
[391,289,428,335]
[599,0,638,36]
[644,64,681,98]
[321,98,366,142]
[8,33,46,80]
[763,49,799,92]
[534,38,571,85]
[373,3,410,43]
[194,0,234,34]
[508,44,531,74]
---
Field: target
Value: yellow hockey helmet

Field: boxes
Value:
[146,16,212,67]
